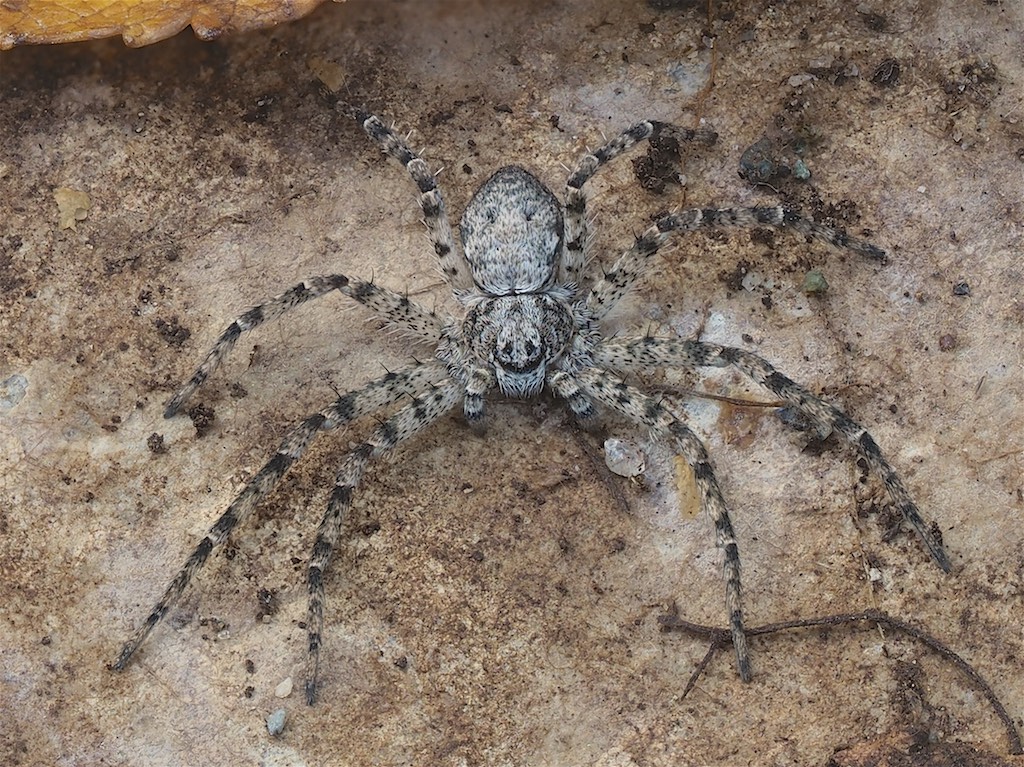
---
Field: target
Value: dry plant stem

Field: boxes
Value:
[660,608,1023,755]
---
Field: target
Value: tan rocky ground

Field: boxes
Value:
[1,1,1022,765]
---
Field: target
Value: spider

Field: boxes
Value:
[112,102,950,705]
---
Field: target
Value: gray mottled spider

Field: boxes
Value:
[112,102,950,704]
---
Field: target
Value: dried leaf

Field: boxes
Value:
[54,187,91,230]
[1,0,339,49]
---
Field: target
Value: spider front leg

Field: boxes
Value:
[551,368,752,682]
[164,275,446,417]
[349,108,473,293]
[111,362,450,672]
[304,380,462,704]
[595,337,950,571]
[562,121,717,287]
[586,206,887,319]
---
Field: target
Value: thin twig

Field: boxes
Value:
[571,425,632,515]
[658,607,1022,755]
[653,385,787,409]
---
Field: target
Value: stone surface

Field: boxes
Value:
[1,1,1021,765]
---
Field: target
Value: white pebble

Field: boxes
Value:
[604,438,646,478]
[274,676,293,698]
[266,708,287,736]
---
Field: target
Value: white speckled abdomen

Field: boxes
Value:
[459,166,564,296]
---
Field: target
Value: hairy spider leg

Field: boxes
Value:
[112,362,449,672]
[586,206,886,319]
[595,337,950,571]
[562,366,751,681]
[352,110,474,293]
[164,275,446,417]
[305,380,462,704]
[562,121,717,287]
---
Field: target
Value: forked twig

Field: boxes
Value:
[658,607,1022,755]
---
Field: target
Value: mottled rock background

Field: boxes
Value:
[1,1,1021,765]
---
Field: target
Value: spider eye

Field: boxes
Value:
[495,336,543,372]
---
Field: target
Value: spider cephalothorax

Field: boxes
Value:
[113,103,949,705]
[461,293,577,397]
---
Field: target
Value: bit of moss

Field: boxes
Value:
[801,269,829,295]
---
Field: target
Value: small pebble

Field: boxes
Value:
[871,58,900,87]
[266,708,287,737]
[801,269,829,295]
[0,374,28,411]
[274,676,293,698]
[604,438,646,478]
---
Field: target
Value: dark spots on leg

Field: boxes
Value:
[412,400,427,422]
[644,400,664,421]
[634,233,660,257]
[656,217,677,233]
[352,282,377,299]
[465,400,484,424]
[221,324,242,347]
[307,629,322,654]
[240,306,264,327]
[209,510,237,539]
[191,536,214,567]
[329,483,354,508]
[693,461,715,483]
[611,381,631,405]
[307,566,323,595]
[263,451,291,479]
[363,120,386,142]
[395,146,417,167]
[857,430,881,458]
[626,122,653,142]
[416,175,437,194]
[145,609,165,629]
[574,400,596,421]
[764,371,794,394]
[304,679,318,706]
[565,176,589,195]
[377,421,399,448]
[303,413,327,435]
[719,346,740,364]
[332,394,356,422]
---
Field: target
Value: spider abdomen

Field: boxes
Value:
[459,166,564,296]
